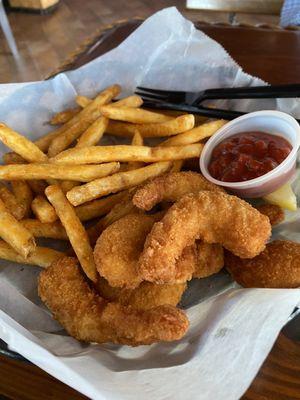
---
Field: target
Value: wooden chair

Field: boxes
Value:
[186,0,284,23]
[186,0,283,14]
[0,0,19,58]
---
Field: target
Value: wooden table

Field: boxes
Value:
[1,19,300,400]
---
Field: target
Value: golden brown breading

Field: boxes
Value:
[256,203,284,226]
[174,245,196,282]
[87,189,139,246]
[133,171,223,211]
[94,213,153,289]
[95,278,186,310]
[138,191,271,284]
[193,242,224,278]
[225,240,300,288]
[94,213,197,289]
[38,257,189,346]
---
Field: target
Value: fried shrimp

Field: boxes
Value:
[225,240,300,288]
[38,257,189,346]
[94,213,196,289]
[193,242,224,278]
[133,171,224,211]
[95,278,186,310]
[87,189,138,246]
[174,245,196,282]
[256,203,284,226]
[138,191,271,284]
[94,213,153,289]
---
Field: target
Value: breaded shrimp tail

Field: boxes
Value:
[94,213,196,289]
[193,241,224,279]
[133,171,224,211]
[225,240,300,288]
[138,191,271,284]
[38,257,189,346]
[95,277,187,310]
[256,203,284,226]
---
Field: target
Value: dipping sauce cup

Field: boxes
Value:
[200,110,300,198]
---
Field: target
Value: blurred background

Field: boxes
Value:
[0,0,293,83]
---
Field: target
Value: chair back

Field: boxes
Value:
[186,0,283,15]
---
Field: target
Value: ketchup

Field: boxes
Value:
[208,132,292,182]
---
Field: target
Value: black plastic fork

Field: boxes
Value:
[135,84,300,121]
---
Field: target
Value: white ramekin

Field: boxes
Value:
[199,110,300,198]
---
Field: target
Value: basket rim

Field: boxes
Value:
[46,17,300,79]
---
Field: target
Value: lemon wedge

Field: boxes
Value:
[263,183,297,211]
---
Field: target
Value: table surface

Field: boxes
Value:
[1,19,300,400]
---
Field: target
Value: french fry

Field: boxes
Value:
[32,195,58,223]
[11,180,33,218]
[75,95,143,152]
[2,156,52,196]
[45,185,97,282]
[170,160,184,172]
[87,202,138,245]
[22,219,68,240]
[111,95,143,108]
[159,120,226,174]
[0,240,65,268]
[0,124,48,163]
[2,141,51,191]
[70,95,142,187]
[76,116,109,148]
[106,114,195,137]
[66,161,172,206]
[0,198,35,258]
[131,130,143,146]
[3,152,25,165]
[100,105,172,124]
[34,129,66,152]
[0,183,25,220]
[97,191,137,228]
[161,119,227,146]
[46,178,60,187]
[118,163,131,172]
[76,95,91,108]
[76,94,143,109]
[60,180,79,193]
[64,115,109,190]
[50,108,80,125]
[28,180,48,195]
[148,109,208,125]
[34,91,139,153]
[128,130,144,170]
[3,153,32,217]
[87,222,105,246]
[48,84,121,157]
[0,162,120,181]
[47,119,90,157]
[51,143,203,164]
[75,191,126,221]
[87,192,138,245]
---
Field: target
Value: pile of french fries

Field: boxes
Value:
[0,84,226,282]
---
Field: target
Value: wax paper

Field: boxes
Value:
[0,7,299,400]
